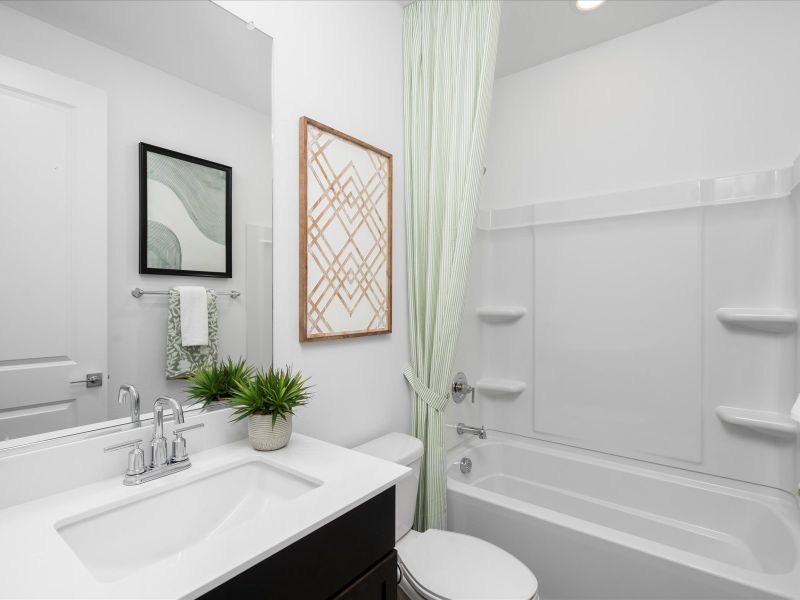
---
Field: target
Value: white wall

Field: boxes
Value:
[217,1,411,447]
[451,0,800,491]
[0,5,272,416]
[484,0,800,209]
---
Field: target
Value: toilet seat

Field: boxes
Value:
[396,529,538,600]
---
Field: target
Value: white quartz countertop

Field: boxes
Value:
[0,434,409,599]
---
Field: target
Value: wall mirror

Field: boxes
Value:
[0,0,273,452]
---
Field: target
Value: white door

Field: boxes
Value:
[0,55,107,442]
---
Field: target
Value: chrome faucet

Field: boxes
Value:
[151,396,184,467]
[457,423,487,439]
[117,384,140,425]
[104,396,203,486]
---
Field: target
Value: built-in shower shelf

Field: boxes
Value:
[476,306,527,323]
[477,153,800,229]
[715,308,797,333]
[715,406,798,438]
[476,378,526,396]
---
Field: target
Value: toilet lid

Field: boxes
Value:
[397,529,538,600]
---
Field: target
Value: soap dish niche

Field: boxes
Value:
[716,308,797,333]
[716,405,797,439]
[475,378,526,397]
[477,306,526,324]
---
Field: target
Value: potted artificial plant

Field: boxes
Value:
[230,366,312,451]
[186,357,253,408]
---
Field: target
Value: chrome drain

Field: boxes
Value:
[459,457,472,474]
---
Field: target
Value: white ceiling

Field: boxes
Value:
[2,0,272,114]
[398,0,716,79]
[497,0,715,78]
[9,0,715,98]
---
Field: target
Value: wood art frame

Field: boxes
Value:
[299,117,392,342]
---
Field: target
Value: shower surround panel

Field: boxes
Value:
[450,157,800,493]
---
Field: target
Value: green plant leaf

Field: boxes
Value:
[185,357,254,408]
[229,365,312,423]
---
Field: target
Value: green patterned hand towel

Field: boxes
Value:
[166,288,218,379]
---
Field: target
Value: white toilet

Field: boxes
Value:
[355,433,539,600]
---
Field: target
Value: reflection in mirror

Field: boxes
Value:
[0,0,273,450]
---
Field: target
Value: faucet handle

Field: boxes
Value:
[452,372,475,404]
[104,438,143,452]
[104,439,146,476]
[174,423,204,435]
[171,422,204,463]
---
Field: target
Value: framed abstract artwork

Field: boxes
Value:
[299,117,392,341]
[139,143,232,278]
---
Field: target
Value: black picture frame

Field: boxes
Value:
[139,142,232,278]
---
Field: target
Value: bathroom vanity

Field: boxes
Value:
[0,432,408,599]
[202,488,397,599]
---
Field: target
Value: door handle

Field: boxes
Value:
[70,372,103,388]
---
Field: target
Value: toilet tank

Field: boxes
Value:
[354,432,423,542]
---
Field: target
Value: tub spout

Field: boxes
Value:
[457,423,487,439]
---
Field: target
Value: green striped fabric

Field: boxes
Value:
[402,0,501,531]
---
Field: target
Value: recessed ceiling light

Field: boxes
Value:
[576,0,606,11]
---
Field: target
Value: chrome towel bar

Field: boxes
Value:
[131,287,240,299]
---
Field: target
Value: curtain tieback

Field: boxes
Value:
[403,366,449,412]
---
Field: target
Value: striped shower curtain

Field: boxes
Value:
[402,0,501,531]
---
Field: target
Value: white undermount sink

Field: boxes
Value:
[55,459,321,582]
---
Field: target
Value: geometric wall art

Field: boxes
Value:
[139,142,232,278]
[299,117,392,341]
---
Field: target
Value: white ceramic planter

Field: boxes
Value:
[248,414,292,451]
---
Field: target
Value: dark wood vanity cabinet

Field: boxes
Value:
[200,487,397,600]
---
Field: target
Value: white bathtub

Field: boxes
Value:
[446,433,800,599]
